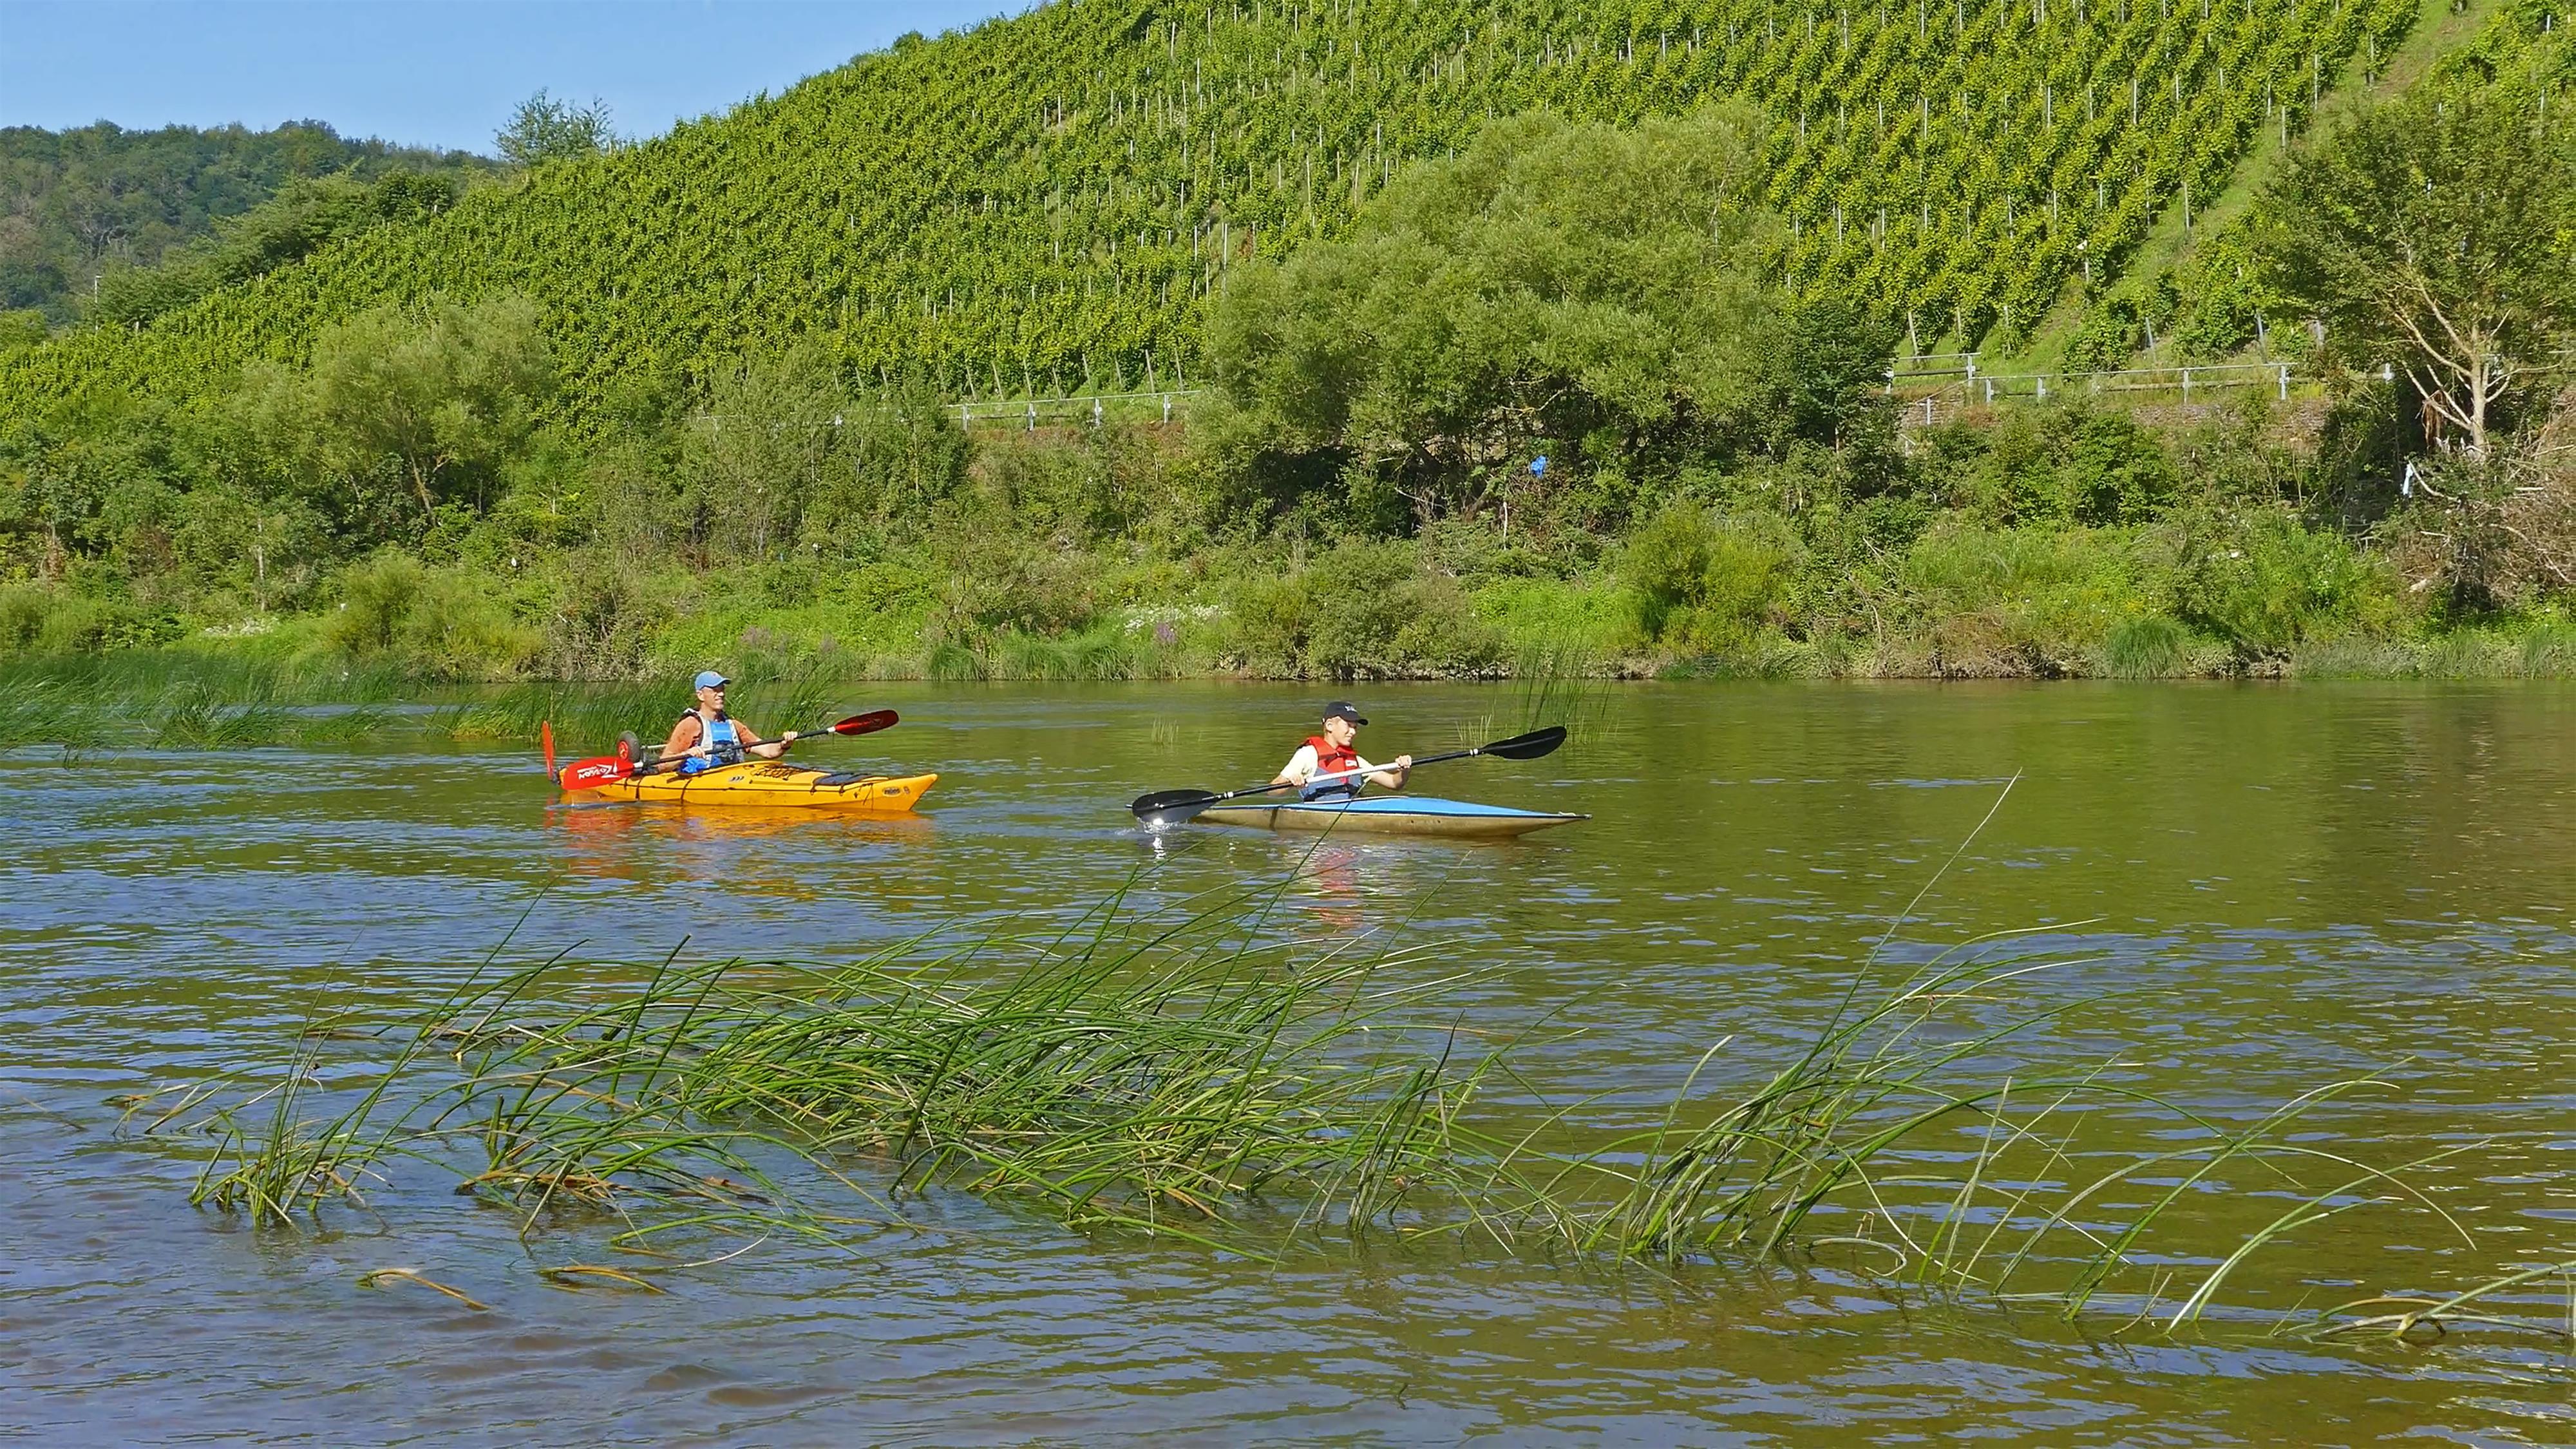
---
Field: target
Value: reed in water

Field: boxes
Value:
[158,869,2573,1351]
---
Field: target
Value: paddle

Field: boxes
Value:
[556,709,901,791]
[1130,724,1567,829]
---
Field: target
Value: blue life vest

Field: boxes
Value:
[677,710,741,775]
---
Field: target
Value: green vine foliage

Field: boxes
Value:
[2,0,2432,431]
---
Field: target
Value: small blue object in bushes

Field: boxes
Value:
[1530,455,1548,477]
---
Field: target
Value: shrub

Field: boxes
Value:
[325,555,424,656]
[1944,405,2179,527]
[2518,621,2576,677]
[1226,538,1502,679]
[0,585,50,650]
[927,533,1096,647]
[1618,504,1797,652]
[2168,512,2393,654]
[1900,522,2144,665]
[2101,614,2192,678]
[543,557,672,679]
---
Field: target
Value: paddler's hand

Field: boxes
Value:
[782,730,800,744]
[1393,753,1412,783]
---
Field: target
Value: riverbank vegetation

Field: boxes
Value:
[145,868,2575,1349]
[2,10,2570,683]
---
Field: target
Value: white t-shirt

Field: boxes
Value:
[1278,744,1381,786]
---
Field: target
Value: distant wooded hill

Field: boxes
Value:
[0,120,490,322]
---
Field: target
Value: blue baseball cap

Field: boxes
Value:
[693,670,730,690]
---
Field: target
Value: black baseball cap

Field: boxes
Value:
[1323,701,1367,724]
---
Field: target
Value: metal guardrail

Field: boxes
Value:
[954,388,1204,428]
[916,356,2321,434]
[1892,361,2298,427]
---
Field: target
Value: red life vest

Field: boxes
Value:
[1301,735,1363,800]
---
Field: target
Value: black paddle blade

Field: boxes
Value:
[1481,725,1567,761]
[1131,788,1222,828]
[825,708,900,737]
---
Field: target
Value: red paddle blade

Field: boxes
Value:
[540,721,556,777]
[824,709,900,737]
[558,756,634,791]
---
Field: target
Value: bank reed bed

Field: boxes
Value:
[165,876,2570,1348]
[429,675,842,755]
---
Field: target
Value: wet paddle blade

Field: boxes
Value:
[1480,726,1567,761]
[822,709,899,737]
[1131,788,1222,828]
[540,721,556,778]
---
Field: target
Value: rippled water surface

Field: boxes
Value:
[6,681,2573,1445]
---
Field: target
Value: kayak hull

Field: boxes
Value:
[1195,795,1585,840]
[580,764,937,812]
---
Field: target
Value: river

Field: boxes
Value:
[5,681,2571,1444]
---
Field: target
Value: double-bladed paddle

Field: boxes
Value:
[1129,724,1567,829]
[554,708,901,791]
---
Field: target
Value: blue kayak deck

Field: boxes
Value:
[1196,795,1586,839]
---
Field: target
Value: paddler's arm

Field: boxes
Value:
[1271,744,1320,789]
[741,725,802,761]
[1361,753,1412,790]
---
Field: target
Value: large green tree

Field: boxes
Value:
[1203,107,1779,526]
[2255,85,2576,459]
[261,294,556,531]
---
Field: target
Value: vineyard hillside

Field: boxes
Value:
[1,0,2486,426]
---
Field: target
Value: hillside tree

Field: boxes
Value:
[495,91,616,167]
[2255,86,2576,459]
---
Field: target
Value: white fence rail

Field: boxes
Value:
[954,388,1204,428]
[931,359,2310,434]
[1893,360,2297,428]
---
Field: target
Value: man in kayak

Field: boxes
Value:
[1273,702,1412,801]
[656,670,804,775]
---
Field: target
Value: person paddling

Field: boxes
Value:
[1272,701,1412,801]
[657,670,803,775]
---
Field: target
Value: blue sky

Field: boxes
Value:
[1,1,1015,154]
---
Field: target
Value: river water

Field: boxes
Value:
[5,682,2572,1445]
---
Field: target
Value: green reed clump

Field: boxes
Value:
[0,681,121,751]
[1519,952,2441,1306]
[0,650,422,708]
[153,681,298,748]
[181,881,1497,1248]
[430,683,667,752]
